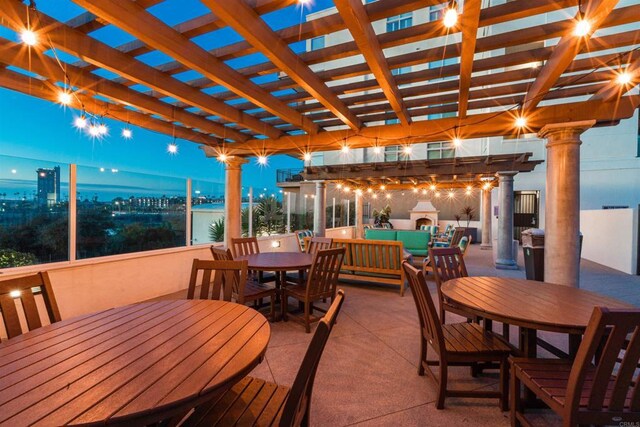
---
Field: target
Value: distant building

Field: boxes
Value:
[36,166,60,206]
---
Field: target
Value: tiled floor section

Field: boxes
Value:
[156,245,640,426]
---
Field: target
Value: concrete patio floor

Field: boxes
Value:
[157,244,640,426]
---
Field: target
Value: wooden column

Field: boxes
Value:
[481,186,492,250]
[538,120,594,287]
[495,171,518,270]
[224,157,248,249]
[313,181,327,237]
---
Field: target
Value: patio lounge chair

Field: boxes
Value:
[403,262,511,410]
[511,306,640,426]
[0,272,61,340]
[183,290,345,426]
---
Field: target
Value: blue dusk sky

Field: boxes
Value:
[0,0,335,199]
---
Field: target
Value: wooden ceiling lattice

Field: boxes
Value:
[0,0,638,156]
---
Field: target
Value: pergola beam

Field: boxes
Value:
[202,0,359,131]
[523,0,620,110]
[69,0,309,138]
[334,0,410,125]
[458,0,483,118]
[590,53,640,101]
[0,68,220,146]
[0,39,239,140]
[0,0,257,142]
[227,96,640,155]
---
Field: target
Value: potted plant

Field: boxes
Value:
[460,206,478,243]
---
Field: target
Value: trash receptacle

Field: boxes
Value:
[522,228,545,282]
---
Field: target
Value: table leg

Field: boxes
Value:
[569,334,582,359]
[519,327,539,404]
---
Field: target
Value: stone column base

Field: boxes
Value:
[495,258,518,270]
[480,244,492,251]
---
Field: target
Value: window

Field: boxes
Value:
[427,102,457,120]
[386,13,412,32]
[426,142,456,160]
[429,4,446,22]
[384,145,400,162]
[310,36,325,51]
[0,155,69,268]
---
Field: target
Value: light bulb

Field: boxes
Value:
[344,186,350,193]
[88,125,100,137]
[443,6,458,28]
[386,194,391,199]
[483,182,491,190]
[403,146,412,155]
[574,19,591,37]
[373,194,378,199]
[373,146,382,155]
[167,143,178,154]
[257,155,268,165]
[435,191,441,198]
[98,124,108,135]
[380,184,386,190]
[58,91,72,105]
[413,188,419,193]
[430,184,436,191]
[341,145,350,154]
[336,183,342,189]
[20,29,37,46]
[422,189,427,195]
[367,188,373,193]
[617,71,632,85]
[515,117,527,128]
[466,185,472,191]
[452,137,462,147]
[355,189,363,196]
[448,191,455,199]
[218,153,228,163]
[74,116,87,129]
[122,128,132,139]
[303,152,312,161]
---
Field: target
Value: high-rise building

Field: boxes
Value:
[36,166,60,206]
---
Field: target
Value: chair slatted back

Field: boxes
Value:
[450,228,466,247]
[306,237,333,254]
[210,246,233,261]
[279,290,345,427]
[305,248,345,300]
[403,262,446,355]
[332,239,403,273]
[429,247,468,308]
[187,259,247,302]
[230,237,260,258]
[0,272,61,340]
[565,307,640,421]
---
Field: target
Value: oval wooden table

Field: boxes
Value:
[0,300,270,426]
[236,251,314,286]
[441,276,633,358]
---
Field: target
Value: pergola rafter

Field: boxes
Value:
[0,0,635,155]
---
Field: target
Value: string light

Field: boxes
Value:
[341,145,350,154]
[88,124,100,138]
[412,187,419,193]
[421,189,428,195]
[617,71,632,85]
[515,116,527,128]
[366,188,373,193]
[218,153,228,163]
[167,143,179,154]
[74,116,87,129]
[97,124,108,135]
[452,137,462,147]
[121,128,133,139]
[373,194,378,199]
[372,146,382,155]
[20,29,37,46]
[435,191,441,198]
[355,189,363,196]
[386,193,392,199]
[483,182,492,190]
[257,155,268,165]
[58,91,72,105]
[344,186,351,193]
[402,145,413,155]
[574,18,591,37]
[302,152,312,161]
[336,183,343,189]
[443,2,458,28]
[448,191,455,199]
[430,184,437,191]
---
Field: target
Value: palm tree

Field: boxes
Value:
[255,197,284,236]
[241,206,259,237]
[208,217,225,242]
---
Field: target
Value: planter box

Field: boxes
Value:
[463,227,478,244]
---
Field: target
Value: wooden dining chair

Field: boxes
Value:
[403,262,511,410]
[228,237,275,284]
[282,247,345,332]
[511,306,640,427]
[210,247,277,321]
[428,246,475,324]
[181,290,345,427]
[0,272,61,340]
[305,237,333,254]
[187,258,246,302]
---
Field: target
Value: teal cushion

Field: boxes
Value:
[430,225,439,235]
[365,229,397,241]
[396,230,430,251]
[459,236,469,252]
[406,249,429,256]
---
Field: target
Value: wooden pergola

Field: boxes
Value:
[0,0,638,287]
[0,0,638,156]
[302,153,543,189]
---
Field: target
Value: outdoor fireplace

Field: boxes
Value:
[409,200,439,229]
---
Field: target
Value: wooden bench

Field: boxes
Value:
[330,238,406,296]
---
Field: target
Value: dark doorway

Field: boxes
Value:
[514,191,540,241]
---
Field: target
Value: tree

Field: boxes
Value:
[255,197,284,235]
[241,206,259,237]
[209,217,225,242]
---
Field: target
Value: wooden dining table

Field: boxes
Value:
[0,300,270,426]
[441,276,633,358]
[236,251,314,286]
